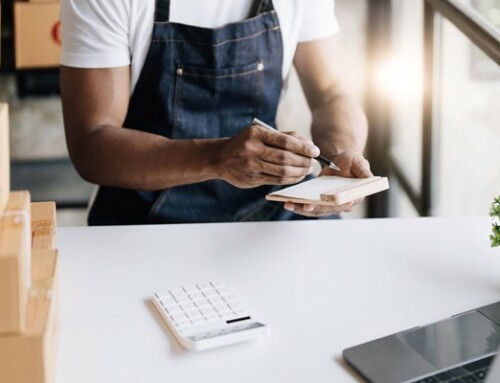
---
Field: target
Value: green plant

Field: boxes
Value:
[491,196,500,248]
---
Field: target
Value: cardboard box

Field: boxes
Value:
[0,104,9,213]
[31,202,57,251]
[0,191,31,334]
[0,3,2,66]
[0,250,59,383]
[14,2,61,69]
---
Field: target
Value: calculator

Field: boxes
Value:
[152,281,270,351]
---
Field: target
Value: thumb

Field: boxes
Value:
[353,156,373,178]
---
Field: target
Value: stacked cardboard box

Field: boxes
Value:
[32,202,57,251]
[0,106,59,383]
[0,248,59,383]
[0,104,9,212]
[0,3,2,66]
[0,192,31,334]
[14,1,61,69]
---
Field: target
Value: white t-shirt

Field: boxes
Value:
[60,0,339,93]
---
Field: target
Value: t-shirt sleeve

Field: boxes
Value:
[298,0,339,42]
[60,0,131,68]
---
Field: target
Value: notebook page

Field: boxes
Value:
[269,176,366,201]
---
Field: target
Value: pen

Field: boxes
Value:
[252,118,341,172]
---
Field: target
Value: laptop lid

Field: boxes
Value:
[344,301,500,383]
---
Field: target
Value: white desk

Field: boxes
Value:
[56,218,500,383]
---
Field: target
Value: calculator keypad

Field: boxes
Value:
[155,282,250,335]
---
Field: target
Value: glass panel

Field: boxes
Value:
[435,18,500,216]
[459,0,500,31]
[386,0,424,194]
[470,0,500,80]
[389,179,419,218]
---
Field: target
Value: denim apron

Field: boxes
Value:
[88,0,301,225]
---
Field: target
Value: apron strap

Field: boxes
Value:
[155,0,170,23]
[251,0,275,17]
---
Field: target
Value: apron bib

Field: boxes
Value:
[88,0,300,225]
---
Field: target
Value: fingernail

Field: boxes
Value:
[308,167,314,175]
[312,145,320,157]
[304,205,315,212]
[285,204,295,212]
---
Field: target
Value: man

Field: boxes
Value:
[60,0,372,225]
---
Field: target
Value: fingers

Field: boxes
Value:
[320,151,373,179]
[260,162,314,178]
[259,146,315,168]
[283,200,358,217]
[352,155,373,178]
[257,126,320,158]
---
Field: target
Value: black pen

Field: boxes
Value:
[252,118,341,172]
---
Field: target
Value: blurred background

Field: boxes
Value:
[0,0,499,226]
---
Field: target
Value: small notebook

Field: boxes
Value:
[266,176,390,206]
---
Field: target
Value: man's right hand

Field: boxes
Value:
[216,124,320,189]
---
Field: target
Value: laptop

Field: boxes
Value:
[343,301,500,383]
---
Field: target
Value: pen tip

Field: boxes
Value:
[330,164,341,172]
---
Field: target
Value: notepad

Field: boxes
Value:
[266,176,390,206]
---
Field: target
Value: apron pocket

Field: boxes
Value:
[172,60,264,139]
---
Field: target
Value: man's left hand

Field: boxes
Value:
[283,151,373,218]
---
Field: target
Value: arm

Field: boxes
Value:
[287,36,373,216]
[60,66,318,191]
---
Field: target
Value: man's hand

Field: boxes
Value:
[286,35,371,218]
[217,125,319,189]
[283,151,373,217]
[326,150,372,179]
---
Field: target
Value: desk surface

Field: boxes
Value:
[56,218,500,383]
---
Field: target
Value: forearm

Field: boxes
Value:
[311,93,368,158]
[71,125,225,191]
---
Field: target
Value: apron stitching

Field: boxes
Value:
[151,27,280,46]
[173,65,183,137]
[258,61,264,115]
[147,189,171,221]
[182,67,263,80]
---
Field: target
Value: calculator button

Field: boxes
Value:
[205,314,219,321]
[211,281,225,289]
[197,283,212,291]
[170,312,188,323]
[156,292,172,300]
[215,287,231,296]
[194,299,210,308]
[222,295,237,304]
[203,290,219,299]
[208,297,224,306]
[164,304,181,314]
[176,320,191,329]
[180,302,196,311]
[183,285,199,294]
[188,292,204,301]
[191,317,205,325]
[171,290,190,303]
[214,303,231,314]
[200,307,217,317]
[185,309,202,319]
[160,296,177,306]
